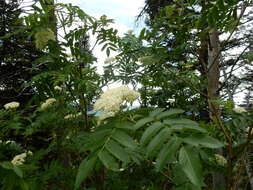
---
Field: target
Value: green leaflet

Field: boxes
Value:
[75,156,97,189]
[169,124,207,133]
[0,161,23,178]
[13,165,23,178]
[18,179,29,190]
[112,129,137,149]
[133,117,154,130]
[79,129,112,152]
[164,118,206,133]
[182,134,224,148]
[98,149,119,171]
[0,161,13,170]
[164,118,199,126]
[173,183,201,190]
[90,128,112,139]
[140,122,163,145]
[114,120,135,130]
[149,108,165,117]
[179,146,204,188]
[105,139,130,163]
[139,28,146,39]
[155,137,181,171]
[217,0,225,10]
[146,128,171,157]
[155,109,184,120]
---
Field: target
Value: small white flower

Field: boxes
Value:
[41,98,56,110]
[4,102,20,109]
[233,106,247,113]
[54,86,62,91]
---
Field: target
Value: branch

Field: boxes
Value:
[207,3,248,73]
[218,43,251,92]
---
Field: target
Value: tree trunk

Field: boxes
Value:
[245,156,253,190]
[207,29,220,120]
[198,38,210,122]
[208,29,226,190]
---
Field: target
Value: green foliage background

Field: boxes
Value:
[0,0,253,190]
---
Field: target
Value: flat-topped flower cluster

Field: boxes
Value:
[233,106,247,113]
[4,102,20,109]
[41,98,56,110]
[11,151,33,166]
[94,86,140,121]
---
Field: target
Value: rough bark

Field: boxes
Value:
[207,29,220,120]
[198,38,210,122]
[245,156,253,190]
[208,29,226,189]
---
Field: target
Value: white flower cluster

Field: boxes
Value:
[54,86,62,91]
[215,154,227,167]
[104,57,116,64]
[246,127,253,135]
[233,106,247,113]
[0,140,15,144]
[41,98,56,110]
[127,29,133,35]
[64,112,82,120]
[4,102,20,109]
[6,140,16,144]
[11,151,33,166]
[94,86,140,121]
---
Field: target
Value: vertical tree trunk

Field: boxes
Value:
[198,38,210,122]
[207,29,220,120]
[245,156,253,190]
[208,29,226,189]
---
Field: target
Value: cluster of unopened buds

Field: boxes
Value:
[214,154,227,167]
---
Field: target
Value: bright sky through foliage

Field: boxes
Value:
[59,0,145,71]
[60,0,145,34]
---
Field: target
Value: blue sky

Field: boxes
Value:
[61,0,145,34]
